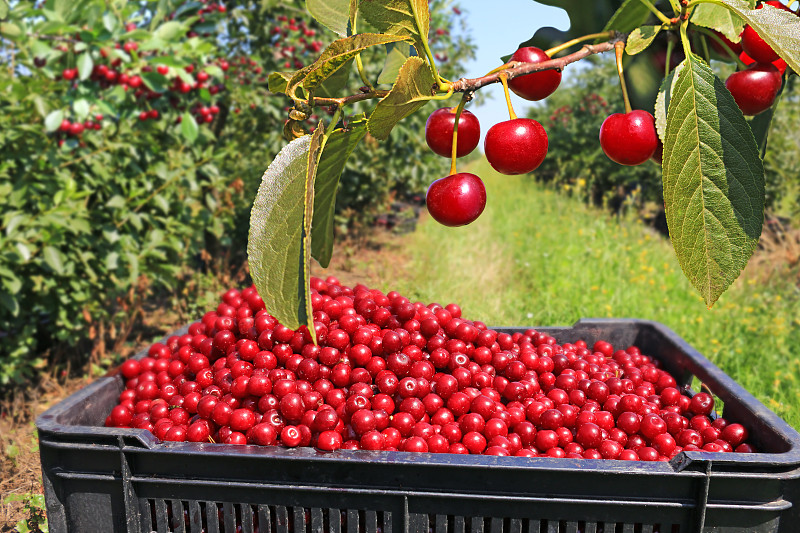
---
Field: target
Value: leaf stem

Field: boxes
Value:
[694,26,748,68]
[410,4,441,88]
[545,31,617,57]
[636,0,673,25]
[449,94,469,175]
[499,73,518,120]
[665,38,675,78]
[679,21,694,60]
[355,55,373,91]
[614,41,632,114]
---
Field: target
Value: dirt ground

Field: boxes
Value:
[0,229,412,532]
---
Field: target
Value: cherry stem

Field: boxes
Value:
[449,94,469,175]
[665,38,675,78]
[499,73,518,120]
[615,41,632,114]
[636,0,673,25]
[545,31,616,57]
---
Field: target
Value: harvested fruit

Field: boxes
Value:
[107,278,757,458]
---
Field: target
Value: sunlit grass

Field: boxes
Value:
[390,159,800,429]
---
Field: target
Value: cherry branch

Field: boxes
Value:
[450,37,623,93]
[296,35,624,111]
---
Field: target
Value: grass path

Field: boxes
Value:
[382,159,800,429]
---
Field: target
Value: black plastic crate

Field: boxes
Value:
[36,319,800,533]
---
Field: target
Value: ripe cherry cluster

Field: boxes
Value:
[723,1,791,117]
[423,47,558,227]
[106,277,755,459]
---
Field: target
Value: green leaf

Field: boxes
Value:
[306,0,351,36]
[141,72,166,93]
[203,64,224,80]
[77,52,93,81]
[42,246,65,275]
[626,25,662,55]
[662,54,764,307]
[654,64,682,144]
[602,0,652,34]
[690,3,747,42]
[44,109,64,132]
[749,89,781,158]
[0,22,22,40]
[0,293,19,316]
[248,125,325,336]
[102,11,118,33]
[0,0,8,19]
[301,33,408,93]
[315,58,353,98]
[378,41,414,85]
[181,112,198,143]
[73,98,89,119]
[312,120,368,267]
[268,71,293,94]
[359,0,429,52]
[711,0,800,73]
[154,21,186,41]
[367,56,435,140]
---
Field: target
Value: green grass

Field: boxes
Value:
[386,159,800,429]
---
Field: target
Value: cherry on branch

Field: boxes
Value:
[425,107,481,158]
[599,110,659,166]
[425,173,487,227]
[507,47,562,101]
[725,62,782,116]
[484,119,549,175]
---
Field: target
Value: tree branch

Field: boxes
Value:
[451,37,623,93]
[299,35,623,110]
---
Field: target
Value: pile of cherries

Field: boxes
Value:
[106,277,756,460]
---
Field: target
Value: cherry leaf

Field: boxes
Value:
[626,25,662,55]
[690,3,750,42]
[306,0,351,36]
[367,56,435,140]
[301,33,409,93]
[359,0,430,53]
[312,120,368,267]
[708,0,800,73]
[248,125,325,336]
[654,63,683,144]
[662,54,764,307]
[603,0,652,34]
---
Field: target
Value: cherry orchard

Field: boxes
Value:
[251,0,800,339]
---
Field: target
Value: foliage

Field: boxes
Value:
[527,56,664,209]
[3,493,48,532]
[0,0,471,389]
[251,0,800,334]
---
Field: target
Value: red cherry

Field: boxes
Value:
[725,62,782,116]
[62,68,78,81]
[599,110,658,166]
[425,107,481,158]
[507,47,561,101]
[484,118,548,175]
[425,173,486,227]
[157,65,169,75]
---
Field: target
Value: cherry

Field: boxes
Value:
[598,110,658,166]
[484,118,548,175]
[725,62,782,116]
[425,173,487,227]
[425,107,481,158]
[507,47,561,101]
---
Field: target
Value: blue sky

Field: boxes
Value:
[456,1,571,146]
